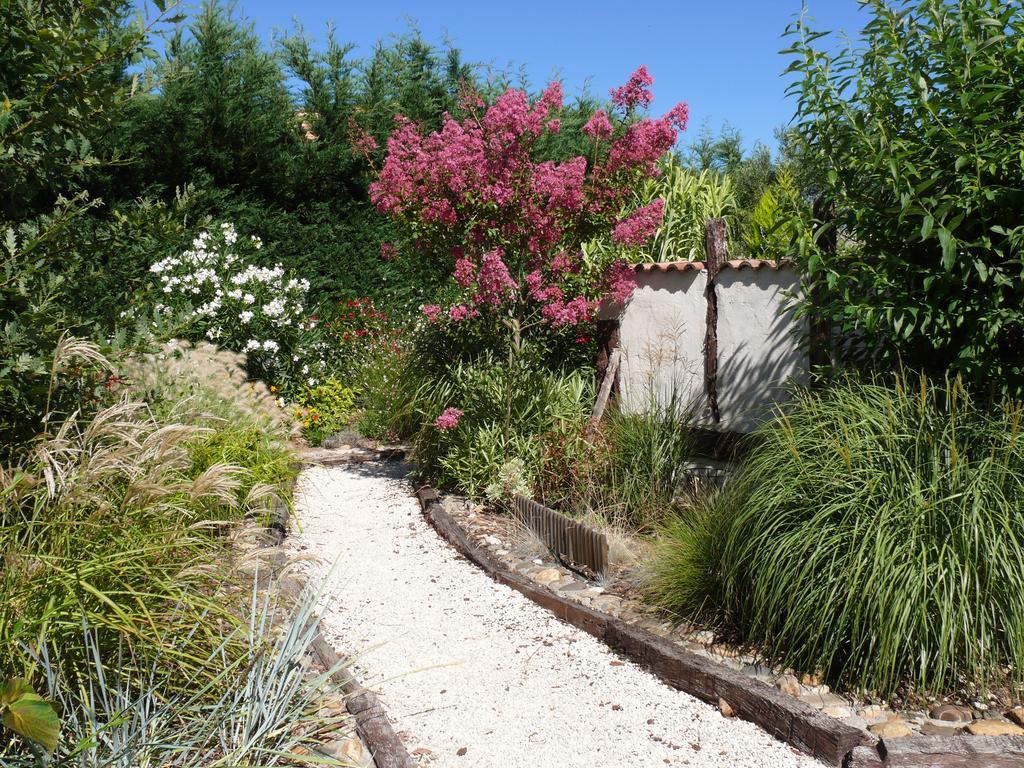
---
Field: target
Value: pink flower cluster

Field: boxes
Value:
[613,199,665,247]
[449,304,480,321]
[607,104,689,176]
[603,260,637,305]
[583,110,613,140]
[371,65,685,333]
[610,65,654,110]
[349,121,378,156]
[476,249,519,305]
[541,295,592,327]
[435,407,464,430]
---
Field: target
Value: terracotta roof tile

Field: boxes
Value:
[634,259,795,273]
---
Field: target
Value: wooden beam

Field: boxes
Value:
[703,218,728,423]
[587,348,620,436]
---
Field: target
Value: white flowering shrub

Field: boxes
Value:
[148,223,324,391]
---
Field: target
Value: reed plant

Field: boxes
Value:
[1,340,297,705]
[645,374,1024,698]
[583,157,737,266]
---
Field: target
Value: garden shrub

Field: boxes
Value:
[146,222,320,391]
[645,374,1024,697]
[354,341,419,443]
[743,166,801,260]
[368,66,694,493]
[370,65,690,357]
[294,379,358,445]
[0,207,111,458]
[407,348,593,497]
[787,0,1024,394]
[0,0,149,219]
[311,296,405,381]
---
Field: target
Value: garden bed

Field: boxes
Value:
[415,489,1024,767]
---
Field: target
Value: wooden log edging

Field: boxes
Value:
[414,486,863,766]
[414,486,1024,768]
[871,735,1024,767]
[261,478,415,768]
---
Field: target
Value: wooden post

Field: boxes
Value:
[594,318,620,387]
[809,197,835,375]
[587,349,620,437]
[703,218,728,423]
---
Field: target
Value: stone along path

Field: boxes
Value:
[287,462,823,768]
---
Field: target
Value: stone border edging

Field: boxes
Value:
[413,485,1024,768]
[264,483,416,768]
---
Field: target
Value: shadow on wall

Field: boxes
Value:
[715,267,808,432]
[616,263,809,433]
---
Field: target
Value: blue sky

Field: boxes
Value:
[145,0,867,153]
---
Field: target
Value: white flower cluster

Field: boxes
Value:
[147,222,319,389]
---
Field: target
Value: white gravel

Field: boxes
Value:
[287,463,823,768]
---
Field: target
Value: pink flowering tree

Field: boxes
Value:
[369,66,688,352]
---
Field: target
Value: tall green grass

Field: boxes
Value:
[595,397,696,527]
[3,575,351,765]
[645,374,1024,697]
[1,341,296,702]
[535,385,697,530]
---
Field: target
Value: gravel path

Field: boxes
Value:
[287,462,823,768]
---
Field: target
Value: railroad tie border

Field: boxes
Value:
[264,487,416,768]
[414,485,1024,768]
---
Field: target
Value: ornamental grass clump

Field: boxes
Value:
[645,374,1024,698]
[3,576,351,765]
[0,341,296,698]
[537,392,697,530]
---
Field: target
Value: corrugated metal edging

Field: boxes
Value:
[635,259,796,274]
[512,495,609,577]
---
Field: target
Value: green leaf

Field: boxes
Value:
[0,678,31,706]
[920,214,934,240]
[1,680,60,754]
[938,228,955,270]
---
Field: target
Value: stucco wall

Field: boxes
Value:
[617,263,808,433]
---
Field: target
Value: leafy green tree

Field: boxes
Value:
[0,0,171,455]
[0,0,149,218]
[787,0,1024,393]
[108,1,297,201]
